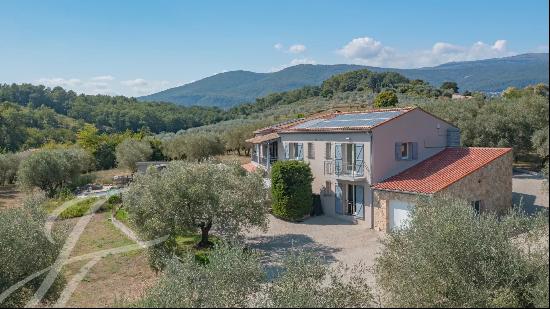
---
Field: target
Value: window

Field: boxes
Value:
[400,142,409,160]
[323,181,332,195]
[395,142,418,161]
[325,143,332,159]
[286,143,303,160]
[307,142,315,159]
[471,200,482,214]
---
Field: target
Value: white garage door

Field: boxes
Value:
[389,200,414,230]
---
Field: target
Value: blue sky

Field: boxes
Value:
[1,0,548,96]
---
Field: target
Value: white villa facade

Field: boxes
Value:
[245,107,512,231]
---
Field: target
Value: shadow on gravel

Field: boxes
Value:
[248,233,341,280]
[513,192,549,215]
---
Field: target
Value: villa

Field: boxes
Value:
[245,107,512,231]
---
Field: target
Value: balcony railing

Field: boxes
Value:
[324,160,365,178]
[252,154,278,168]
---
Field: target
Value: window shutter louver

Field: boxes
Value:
[395,142,401,161]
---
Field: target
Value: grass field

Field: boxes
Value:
[61,212,158,307]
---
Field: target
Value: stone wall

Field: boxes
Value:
[440,151,513,215]
[372,150,513,232]
[373,190,423,232]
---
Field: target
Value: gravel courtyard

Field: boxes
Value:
[512,170,549,213]
[246,215,383,282]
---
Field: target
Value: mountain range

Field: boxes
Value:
[139,53,549,108]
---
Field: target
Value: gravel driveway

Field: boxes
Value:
[246,215,383,282]
[246,170,547,283]
[513,170,549,213]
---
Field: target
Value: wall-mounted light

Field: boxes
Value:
[345,137,350,140]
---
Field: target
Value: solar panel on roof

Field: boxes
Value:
[293,110,405,129]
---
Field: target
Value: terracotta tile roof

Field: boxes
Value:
[241,162,258,173]
[372,147,512,194]
[245,132,279,144]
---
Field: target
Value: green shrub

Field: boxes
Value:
[0,193,66,306]
[375,196,549,308]
[373,90,398,108]
[59,197,98,219]
[271,160,313,221]
[115,208,128,221]
[108,194,122,205]
[100,194,122,212]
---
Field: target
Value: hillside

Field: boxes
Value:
[139,64,365,108]
[140,53,549,108]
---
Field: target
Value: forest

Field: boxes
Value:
[1,69,549,182]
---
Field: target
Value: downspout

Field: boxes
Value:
[369,131,374,229]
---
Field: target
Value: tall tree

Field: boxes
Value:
[440,81,459,93]
[115,138,153,172]
[124,161,269,268]
[17,147,92,197]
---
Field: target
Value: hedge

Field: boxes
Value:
[271,160,314,221]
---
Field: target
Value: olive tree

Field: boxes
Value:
[0,193,66,307]
[134,245,374,308]
[0,152,22,185]
[375,196,549,308]
[124,160,269,267]
[161,133,224,162]
[17,147,92,197]
[263,252,374,308]
[115,138,153,172]
[135,245,265,308]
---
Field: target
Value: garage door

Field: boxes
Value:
[389,200,414,230]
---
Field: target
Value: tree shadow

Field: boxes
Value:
[247,233,341,280]
[300,215,357,226]
[513,192,548,215]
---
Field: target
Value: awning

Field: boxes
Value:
[245,132,279,144]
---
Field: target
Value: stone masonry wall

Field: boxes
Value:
[372,151,513,232]
[440,151,513,215]
[373,190,423,232]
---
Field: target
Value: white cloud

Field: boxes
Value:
[37,77,82,88]
[533,44,549,53]
[338,37,388,59]
[270,58,317,72]
[432,42,464,55]
[274,43,307,54]
[289,58,316,65]
[121,78,148,87]
[338,36,515,68]
[91,75,115,81]
[120,78,173,96]
[35,75,177,97]
[288,44,306,54]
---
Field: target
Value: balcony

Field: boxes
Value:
[251,154,277,169]
[324,160,365,179]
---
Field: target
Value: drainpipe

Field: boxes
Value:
[369,131,374,229]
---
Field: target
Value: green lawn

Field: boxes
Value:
[59,197,100,219]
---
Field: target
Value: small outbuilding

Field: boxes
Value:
[372,147,513,231]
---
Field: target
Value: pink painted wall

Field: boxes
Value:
[371,109,457,184]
